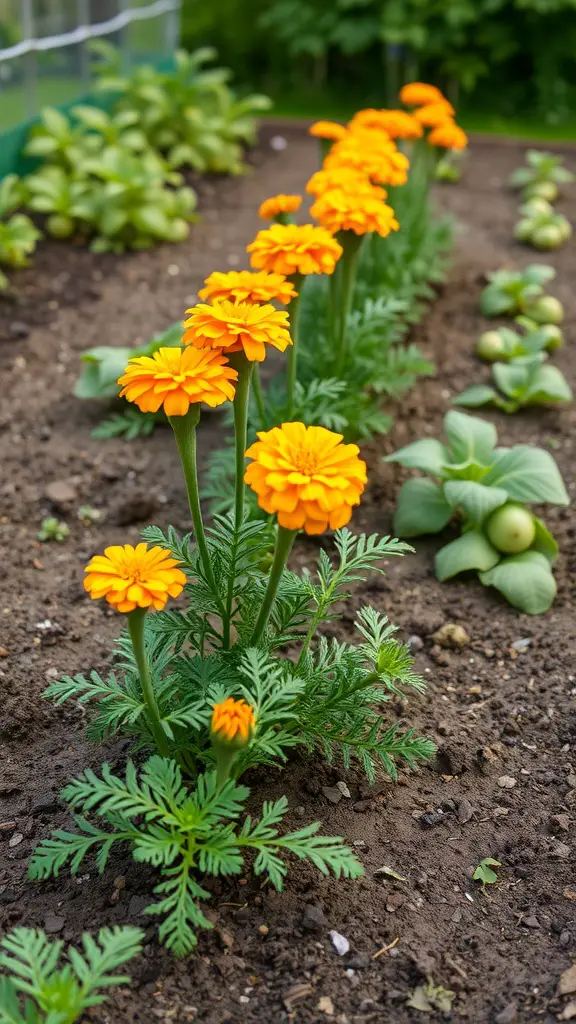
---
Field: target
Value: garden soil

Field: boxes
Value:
[1,125,575,1023]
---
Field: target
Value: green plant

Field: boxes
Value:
[514,197,572,250]
[78,506,103,524]
[455,353,572,412]
[479,264,560,319]
[0,925,143,1024]
[38,518,70,543]
[0,174,42,288]
[475,324,561,362]
[386,410,569,613]
[508,149,574,197]
[473,857,501,886]
[435,150,464,183]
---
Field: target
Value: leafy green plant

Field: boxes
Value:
[455,353,572,412]
[479,264,561,319]
[473,857,501,886]
[38,518,70,543]
[0,925,143,1024]
[515,197,572,250]
[508,149,574,200]
[386,410,569,613]
[475,323,562,362]
[435,150,464,183]
[0,174,42,288]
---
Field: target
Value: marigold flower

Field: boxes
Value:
[198,270,297,305]
[414,101,456,128]
[350,108,423,140]
[309,120,347,141]
[258,194,302,221]
[306,165,376,197]
[247,223,343,277]
[428,120,468,151]
[84,543,186,613]
[324,138,410,187]
[183,300,291,362]
[311,185,399,237]
[245,421,367,535]
[400,81,445,107]
[118,346,237,416]
[211,697,255,746]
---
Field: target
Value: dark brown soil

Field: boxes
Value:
[1,126,576,1024]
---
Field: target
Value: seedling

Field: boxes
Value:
[475,324,559,362]
[38,517,70,543]
[0,925,143,1024]
[473,857,501,886]
[435,150,464,183]
[479,265,561,320]
[386,410,568,613]
[77,505,103,524]
[515,200,572,250]
[0,174,42,288]
[508,149,574,200]
[455,354,572,412]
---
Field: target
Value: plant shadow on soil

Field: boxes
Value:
[0,126,575,1023]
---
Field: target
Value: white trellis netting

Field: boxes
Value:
[0,0,181,129]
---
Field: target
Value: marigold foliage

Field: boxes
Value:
[118,345,238,415]
[84,543,186,613]
[198,269,297,305]
[183,299,292,362]
[247,223,343,276]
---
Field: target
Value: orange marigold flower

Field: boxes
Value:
[400,81,445,107]
[309,120,347,141]
[413,101,455,128]
[428,120,468,151]
[118,346,237,416]
[211,697,255,746]
[306,165,376,197]
[247,223,343,277]
[324,138,410,187]
[258,194,302,221]
[311,185,399,237]
[84,543,186,613]
[198,270,297,305]
[183,300,291,362]
[351,108,423,140]
[244,421,367,535]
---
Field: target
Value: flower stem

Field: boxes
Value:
[252,364,268,429]
[214,745,239,788]
[285,273,303,419]
[169,410,222,610]
[249,526,297,645]
[230,353,254,529]
[335,232,363,377]
[128,608,169,757]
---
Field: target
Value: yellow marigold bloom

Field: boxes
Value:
[351,108,423,140]
[247,223,343,277]
[84,543,186,613]
[428,121,468,151]
[183,300,291,362]
[309,120,347,141]
[400,81,445,107]
[311,185,399,237]
[306,165,376,197]
[211,697,255,746]
[258,194,302,220]
[414,101,456,128]
[244,421,367,535]
[198,270,297,305]
[118,346,237,416]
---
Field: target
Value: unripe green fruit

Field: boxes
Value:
[514,218,535,243]
[522,198,552,216]
[557,218,572,242]
[526,295,564,325]
[486,504,536,554]
[476,330,505,361]
[167,218,189,242]
[539,324,563,352]
[47,214,74,239]
[523,181,558,202]
[531,224,563,250]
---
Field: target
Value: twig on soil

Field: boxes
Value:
[444,954,468,979]
[372,936,399,959]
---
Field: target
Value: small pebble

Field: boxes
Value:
[497,776,517,789]
[329,930,350,956]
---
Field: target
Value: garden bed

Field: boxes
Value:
[1,126,575,1023]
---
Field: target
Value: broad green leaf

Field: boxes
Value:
[492,361,528,398]
[41,106,71,138]
[531,516,558,564]
[479,284,513,316]
[443,410,497,465]
[443,480,508,527]
[479,551,557,614]
[132,206,171,237]
[524,365,572,404]
[384,438,449,476]
[393,478,452,537]
[483,445,569,505]
[522,264,556,285]
[453,385,502,408]
[435,531,500,581]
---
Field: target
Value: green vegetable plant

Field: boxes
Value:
[508,149,574,201]
[386,410,569,613]
[435,150,464,183]
[479,264,562,320]
[0,174,42,288]
[454,353,572,413]
[38,517,70,543]
[514,198,572,250]
[475,323,562,362]
[0,925,143,1024]
[473,857,501,887]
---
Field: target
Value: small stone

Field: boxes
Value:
[128,894,150,917]
[431,623,470,648]
[30,793,57,815]
[420,810,444,829]
[558,964,576,996]
[495,1003,517,1024]
[523,915,540,929]
[336,781,351,798]
[408,635,424,652]
[386,893,405,913]
[552,840,571,860]
[302,904,327,932]
[218,928,234,949]
[45,480,77,505]
[9,321,30,339]
[451,908,463,923]
[560,931,572,946]
[559,1002,576,1020]
[258,924,269,936]
[567,775,576,789]
[283,983,313,1009]
[270,135,287,151]
[353,800,372,813]
[456,797,474,824]
[348,952,371,968]
[329,930,350,956]
[551,813,570,832]
[44,914,65,934]
[318,995,334,1016]
[497,776,517,789]
[8,832,23,848]
[0,821,17,833]
[322,786,343,805]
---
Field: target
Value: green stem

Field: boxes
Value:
[169,411,223,613]
[214,745,240,788]
[128,608,169,757]
[252,364,268,429]
[249,526,297,645]
[286,273,303,419]
[335,232,363,376]
[230,353,254,529]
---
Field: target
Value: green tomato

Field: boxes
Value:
[167,218,189,242]
[476,330,506,361]
[531,224,564,249]
[514,218,536,243]
[523,181,558,202]
[486,504,536,554]
[525,295,564,325]
[556,218,572,242]
[47,214,74,239]
[539,323,563,351]
[522,198,553,216]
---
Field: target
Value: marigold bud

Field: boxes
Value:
[211,698,255,750]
